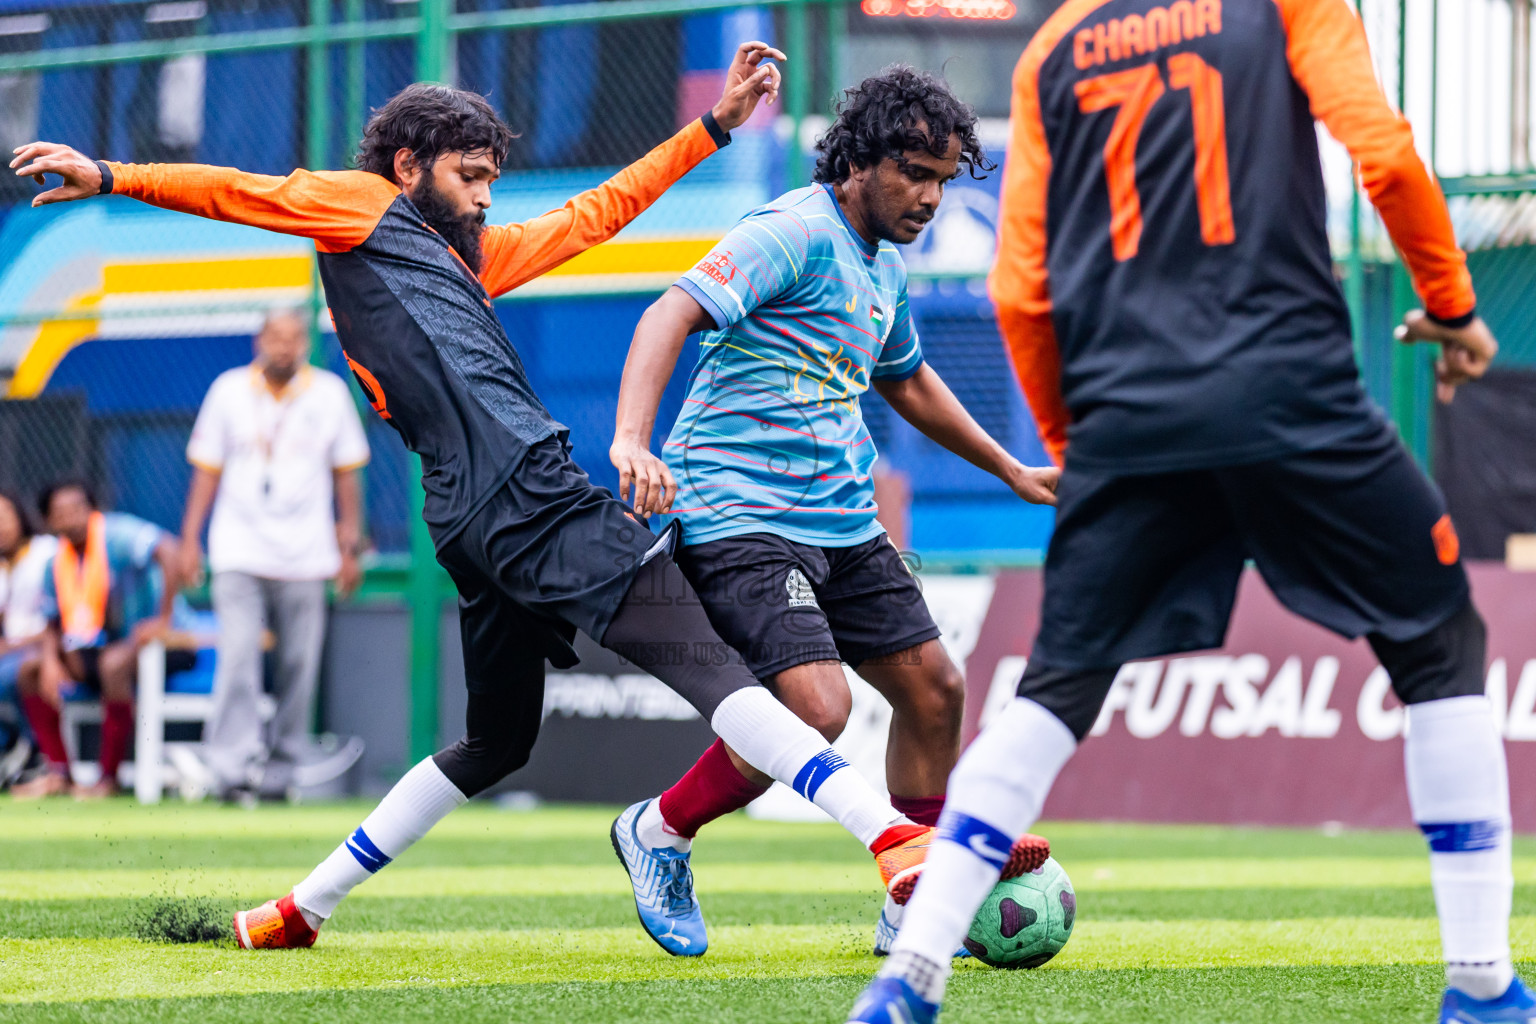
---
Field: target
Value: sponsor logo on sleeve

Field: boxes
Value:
[696,251,737,287]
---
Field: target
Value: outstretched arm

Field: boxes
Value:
[611,286,717,517]
[10,142,398,252]
[610,200,810,517]
[478,40,785,297]
[873,364,1059,506]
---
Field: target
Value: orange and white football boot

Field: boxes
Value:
[233,892,319,949]
[875,825,1052,905]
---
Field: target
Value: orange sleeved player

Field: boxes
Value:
[992,0,1494,467]
[38,94,741,536]
[90,115,720,291]
[848,5,1522,1021]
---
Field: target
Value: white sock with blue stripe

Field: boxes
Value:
[1405,695,1515,1000]
[292,758,467,924]
[710,687,902,847]
[886,697,1077,992]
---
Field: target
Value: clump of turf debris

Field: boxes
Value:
[132,897,231,944]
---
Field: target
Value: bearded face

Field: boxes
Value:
[409,167,488,275]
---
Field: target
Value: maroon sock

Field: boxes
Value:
[890,793,946,827]
[20,695,70,772]
[657,739,771,838]
[98,701,134,785]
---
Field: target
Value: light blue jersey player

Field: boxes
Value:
[662,181,922,547]
[608,65,1060,960]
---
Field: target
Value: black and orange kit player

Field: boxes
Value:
[89,119,798,805]
[995,0,1483,706]
[850,0,1522,1021]
[93,123,728,679]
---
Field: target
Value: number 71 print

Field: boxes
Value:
[1076,53,1236,261]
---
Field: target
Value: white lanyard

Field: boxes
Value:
[254,376,299,500]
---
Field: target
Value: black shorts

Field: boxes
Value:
[1033,418,1470,671]
[675,531,941,679]
[66,644,196,692]
[436,438,662,690]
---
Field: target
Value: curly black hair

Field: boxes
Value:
[38,478,97,518]
[355,83,516,183]
[813,64,994,184]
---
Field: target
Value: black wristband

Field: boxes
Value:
[1427,308,1476,330]
[95,160,114,195]
[701,110,732,150]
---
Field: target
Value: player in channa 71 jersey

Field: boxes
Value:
[606,66,1058,959]
[15,43,955,954]
[851,0,1522,1022]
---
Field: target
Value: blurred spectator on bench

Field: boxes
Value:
[0,490,56,787]
[176,308,369,800]
[13,481,185,799]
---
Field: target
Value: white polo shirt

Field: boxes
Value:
[1,534,59,641]
[188,365,371,581]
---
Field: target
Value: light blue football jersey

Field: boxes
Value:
[663,183,923,548]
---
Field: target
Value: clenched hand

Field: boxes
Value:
[1395,310,1498,404]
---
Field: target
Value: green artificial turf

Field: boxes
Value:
[0,801,1530,1022]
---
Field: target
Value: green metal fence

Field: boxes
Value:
[0,0,860,764]
[0,0,1530,762]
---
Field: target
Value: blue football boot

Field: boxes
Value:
[1442,978,1536,1023]
[847,976,939,1024]
[872,897,970,959]
[610,800,708,956]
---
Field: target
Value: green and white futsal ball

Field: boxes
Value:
[963,857,1075,968]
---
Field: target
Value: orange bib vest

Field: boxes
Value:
[54,512,109,646]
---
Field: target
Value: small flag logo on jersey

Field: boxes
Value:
[870,305,885,325]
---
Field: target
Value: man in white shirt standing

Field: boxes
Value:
[178,308,370,798]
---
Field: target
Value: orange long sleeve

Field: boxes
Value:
[1272,0,1475,321]
[991,20,1087,468]
[106,163,399,253]
[478,118,723,298]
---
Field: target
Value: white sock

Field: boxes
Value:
[292,757,467,923]
[1405,696,1514,1000]
[710,687,904,847]
[889,698,1077,967]
[879,949,951,1005]
[881,892,903,930]
[636,797,690,852]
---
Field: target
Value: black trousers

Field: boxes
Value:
[432,553,762,797]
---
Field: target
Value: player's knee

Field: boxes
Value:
[893,661,965,735]
[432,737,534,799]
[1016,661,1119,742]
[1371,600,1487,706]
[99,668,135,703]
[791,686,851,742]
[932,662,966,724]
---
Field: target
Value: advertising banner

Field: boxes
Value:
[966,564,1536,830]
